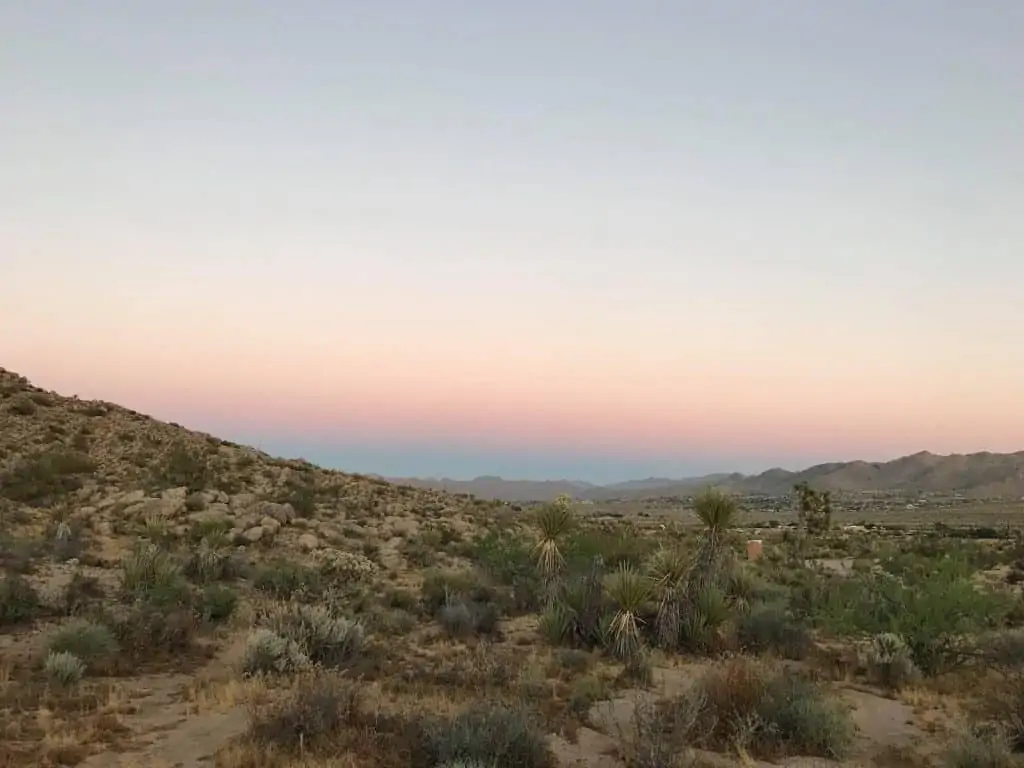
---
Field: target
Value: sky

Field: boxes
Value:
[2,2,1023,483]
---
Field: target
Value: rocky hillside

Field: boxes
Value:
[0,367,497,565]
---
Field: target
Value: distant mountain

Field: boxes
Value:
[390,451,1024,502]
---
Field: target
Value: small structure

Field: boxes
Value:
[746,539,764,561]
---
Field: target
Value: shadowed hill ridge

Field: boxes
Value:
[392,452,1024,502]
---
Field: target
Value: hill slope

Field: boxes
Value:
[0,367,496,558]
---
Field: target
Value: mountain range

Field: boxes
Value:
[387,452,1024,501]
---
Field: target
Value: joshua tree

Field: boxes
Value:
[794,481,832,536]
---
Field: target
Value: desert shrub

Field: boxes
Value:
[973,631,1024,751]
[564,526,653,573]
[184,492,206,512]
[253,559,323,600]
[249,672,361,751]
[242,628,310,675]
[153,441,210,491]
[551,648,593,677]
[114,604,196,658]
[0,533,41,573]
[626,690,705,768]
[678,581,731,655]
[567,674,607,718]
[0,574,42,625]
[62,572,104,616]
[738,601,811,660]
[978,629,1024,679]
[314,548,376,586]
[267,603,364,667]
[866,632,918,691]
[756,674,855,758]
[941,729,1017,768]
[367,606,419,636]
[469,530,544,614]
[0,450,97,505]
[120,542,189,604]
[5,393,37,415]
[419,703,555,768]
[815,558,1013,675]
[438,598,500,639]
[187,518,232,543]
[421,568,494,615]
[184,540,237,584]
[44,651,85,687]
[620,651,654,686]
[199,584,238,622]
[276,477,317,518]
[538,558,609,650]
[47,619,119,672]
[689,658,854,759]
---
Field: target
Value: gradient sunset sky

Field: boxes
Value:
[3,2,1022,482]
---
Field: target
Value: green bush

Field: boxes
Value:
[738,602,811,660]
[755,674,855,759]
[421,568,494,615]
[200,584,238,622]
[253,560,323,600]
[564,527,654,573]
[419,703,555,768]
[0,574,42,625]
[0,450,97,505]
[153,442,210,492]
[538,559,609,650]
[469,530,543,614]
[47,619,119,672]
[814,557,1014,675]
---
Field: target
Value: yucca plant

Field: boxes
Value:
[532,495,575,583]
[604,563,653,661]
[681,581,730,654]
[44,651,85,687]
[647,545,690,650]
[689,488,739,593]
[726,565,759,615]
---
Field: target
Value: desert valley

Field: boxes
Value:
[3,365,1024,768]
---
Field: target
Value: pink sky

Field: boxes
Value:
[3,1,1022,480]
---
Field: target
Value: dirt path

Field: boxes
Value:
[80,639,251,768]
[79,670,248,768]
